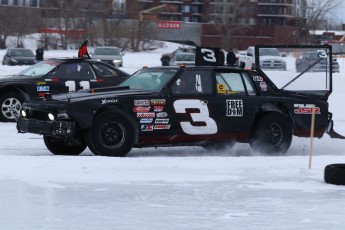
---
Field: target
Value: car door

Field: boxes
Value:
[90,62,129,87]
[166,69,219,144]
[166,69,259,144]
[213,70,259,140]
[44,62,96,95]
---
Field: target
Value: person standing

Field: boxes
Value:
[218,50,225,66]
[36,46,44,62]
[226,48,237,67]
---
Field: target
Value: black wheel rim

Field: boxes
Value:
[100,122,126,148]
[265,123,283,145]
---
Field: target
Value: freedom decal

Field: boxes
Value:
[226,99,243,117]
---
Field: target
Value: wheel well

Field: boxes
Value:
[250,103,294,138]
[0,87,28,100]
[93,105,139,143]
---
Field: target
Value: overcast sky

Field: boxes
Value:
[334,3,345,24]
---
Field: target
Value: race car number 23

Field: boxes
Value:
[174,99,217,135]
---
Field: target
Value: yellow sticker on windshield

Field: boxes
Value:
[217,84,226,94]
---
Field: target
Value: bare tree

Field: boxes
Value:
[204,0,246,51]
[0,8,14,49]
[126,20,158,52]
[14,8,41,48]
[303,0,342,43]
[0,6,40,48]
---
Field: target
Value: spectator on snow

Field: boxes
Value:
[36,46,44,62]
[226,48,237,67]
[218,50,225,66]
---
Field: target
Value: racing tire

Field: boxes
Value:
[249,113,292,155]
[43,136,87,155]
[0,92,24,122]
[87,110,137,157]
[324,164,345,185]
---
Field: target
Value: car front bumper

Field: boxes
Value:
[17,118,75,137]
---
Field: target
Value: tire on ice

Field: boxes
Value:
[249,112,292,155]
[324,164,345,185]
[87,110,137,157]
[43,136,87,155]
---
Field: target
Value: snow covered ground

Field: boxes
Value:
[1,42,345,230]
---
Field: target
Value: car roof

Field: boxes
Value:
[141,65,254,72]
[7,48,32,50]
[47,57,118,64]
[175,52,195,55]
[94,46,120,49]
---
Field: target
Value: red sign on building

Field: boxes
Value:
[157,21,181,29]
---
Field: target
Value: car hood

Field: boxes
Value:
[52,86,154,102]
[260,56,286,62]
[0,74,39,83]
[23,87,156,110]
[92,55,122,60]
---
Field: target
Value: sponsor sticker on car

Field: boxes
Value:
[134,100,150,106]
[137,112,155,118]
[294,104,321,114]
[37,86,50,92]
[153,106,164,112]
[101,98,118,104]
[141,125,154,131]
[151,99,166,105]
[154,125,171,130]
[140,118,153,123]
[133,107,151,113]
[226,99,243,117]
[155,118,169,124]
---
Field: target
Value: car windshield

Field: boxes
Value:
[305,53,319,59]
[119,69,178,92]
[260,48,281,56]
[15,60,62,78]
[257,46,331,97]
[11,49,34,57]
[94,48,120,56]
[176,53,195,61]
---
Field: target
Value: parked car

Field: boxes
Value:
[0,58,129,122]
[296,51,340,73]
[92,47,123,67]
[160,46,196,66]
[169,52,195,66]
[2,48,36,66]
[238,46,286,70]
[17,45,343,157]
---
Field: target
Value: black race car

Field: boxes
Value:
[16,45,344,156]
[0,58,129,122]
